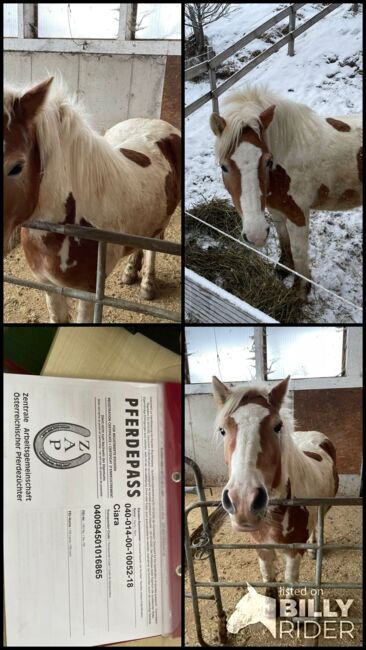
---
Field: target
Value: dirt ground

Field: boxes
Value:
[185,488,362,647]
[4,208,181,324]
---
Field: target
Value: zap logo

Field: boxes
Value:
[33,422,91,469]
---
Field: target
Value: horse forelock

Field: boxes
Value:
[217,85,321,163]
[214,383,293,447]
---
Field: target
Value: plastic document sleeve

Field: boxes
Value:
[3,374,181,647]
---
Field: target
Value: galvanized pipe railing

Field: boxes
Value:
[4,220,181,323]
[185,496,362,647]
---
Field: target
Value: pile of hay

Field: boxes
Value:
[186,198,308,323]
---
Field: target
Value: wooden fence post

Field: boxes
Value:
[288,5,296,56]
[208,64,219,114]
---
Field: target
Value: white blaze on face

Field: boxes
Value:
[231,141,268,246]
[227,403,268,497]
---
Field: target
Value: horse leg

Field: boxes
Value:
[286,219,311,299]
[140,249,157,300]
[307,527,317,560]
[270,209,294,277]
[121,249,143,285]
[257,549,277,599]
[283,551,303,624]
[45,292,69,323]
[76,300,94,323]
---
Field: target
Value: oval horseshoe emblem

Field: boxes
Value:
[33,422,91,469]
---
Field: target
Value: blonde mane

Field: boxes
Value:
[4,77,132,226]
[215,85,322,163]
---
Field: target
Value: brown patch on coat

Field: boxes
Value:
[156,133,181,216]
[286,478,291,498]
[257,413,282,490]
[303,450,322,462]
[326,117,351,132]
[21,192,99,292]
[251,504,309,550]
[267,164,306,226]
[223,415,238,472]
[258,153,273,210]
[336,188,361,208]
[120,147,151,167]
[222,158,242,215]
[357,147,363,182]
[311,183,329,208]
[319,439,339,494]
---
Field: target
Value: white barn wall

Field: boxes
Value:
[4,51,167,132]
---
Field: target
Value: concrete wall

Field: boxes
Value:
[4,50,180,133]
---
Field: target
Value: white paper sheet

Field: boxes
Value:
[4,374,168,647]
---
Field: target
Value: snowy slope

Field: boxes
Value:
[185,3,362,323]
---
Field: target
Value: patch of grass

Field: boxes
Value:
[186,198,308,323]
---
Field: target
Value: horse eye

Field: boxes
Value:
[8,163,23,177]
[219,427,226,436]
[221,165,228,173]
[274,421,282,433]
[266,159,273,168]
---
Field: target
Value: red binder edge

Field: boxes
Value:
[163,383,182,638]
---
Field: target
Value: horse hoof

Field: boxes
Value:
[308,549,316,560]
[276,266,291,280]
[121,270,138,285]
[140,283,156,300]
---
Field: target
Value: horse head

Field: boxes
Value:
[209,104,275,247]
[3,77,53,254]
[212,375,290,532]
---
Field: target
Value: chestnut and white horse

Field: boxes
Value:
[210,86,362,298]
[4,77,181,322]
[212,375,338,602]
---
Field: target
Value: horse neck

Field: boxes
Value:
[34,105,135,230]
[265,102,326,165]
[278,426,320,498]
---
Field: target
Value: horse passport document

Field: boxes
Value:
[4,373,181,647]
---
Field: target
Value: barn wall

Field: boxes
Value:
[4,51,180,133]
[185,388,362,495]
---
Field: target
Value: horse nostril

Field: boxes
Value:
[250,487,268,513]
[222,488,236,514]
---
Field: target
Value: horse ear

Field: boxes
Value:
[269,375,290,408]
[212,376,230,406]
[19,77,54,124]
[210,112,227,136]
[259,104,276,131]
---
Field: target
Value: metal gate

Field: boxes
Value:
[185,457,362,647]
[4,220,181,323]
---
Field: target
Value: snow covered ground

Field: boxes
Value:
[185,3,362,323]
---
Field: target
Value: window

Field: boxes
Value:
[266,327,344,379]
[4,3,18,37]
[135,3,181,39]
[185,327,255,383]
[38,4,120,39]
[185,327,346,384]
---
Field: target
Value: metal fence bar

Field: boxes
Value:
[4,274,180,322]
[22,220,181,256]
[186,498,362,511]
[194,580,361,590]
[5,219,181,323]
[194,542,362,551]
[185,495,362,646]
[93,240,107,323]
